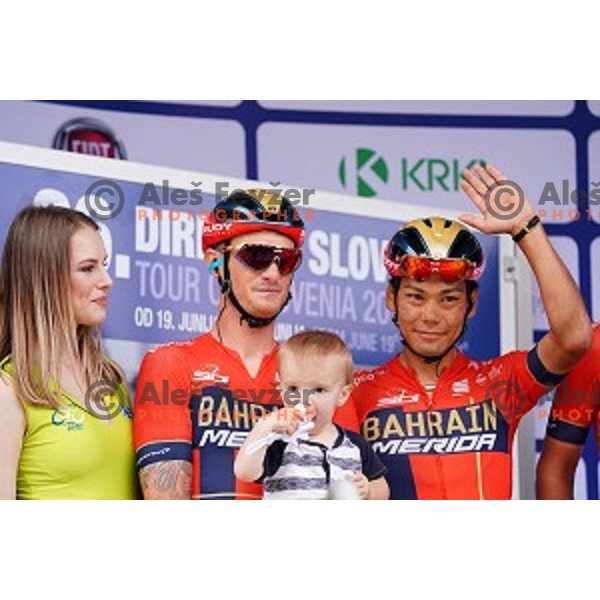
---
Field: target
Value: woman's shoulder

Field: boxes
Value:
[0,357,21,403]
[0,365,26,431]
[0,357,42,419]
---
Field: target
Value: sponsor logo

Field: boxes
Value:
[339,148,389,197]
[51,405,85,431]
[371,433,498,455]
[362,399,508,455]
[377,390,420,407]
[52,118,127,159]
[135,446,172,468]
[475,373,488,386]
[472,362,504,387]
[202,222,233,235]
[193,365,229,385]
[338,151,486,198]
[353,367,386,386]
[452,379,470,395]
[190,389,278,449]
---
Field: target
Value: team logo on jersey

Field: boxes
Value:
[51,405,85,431]
[362,399,509,455]
[377,390,420,407]
[193,364,229,385]
[190,387,278,449]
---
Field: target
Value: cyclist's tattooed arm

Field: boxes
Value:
[139,460,192,500]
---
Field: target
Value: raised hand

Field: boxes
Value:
[459,164,536,236]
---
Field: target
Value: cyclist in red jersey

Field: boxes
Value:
[536,324,600,499]
[339,164,592,499]
[134,189,322,499]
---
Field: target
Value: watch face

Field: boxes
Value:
[52,118,127,159]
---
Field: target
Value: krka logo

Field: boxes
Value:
[338,148,486,198]
[338,148,389,197]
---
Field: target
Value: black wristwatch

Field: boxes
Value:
[512,216,541,243]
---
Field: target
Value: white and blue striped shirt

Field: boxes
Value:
[259,426,386,500]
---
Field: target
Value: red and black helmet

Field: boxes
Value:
[202,189,305,252]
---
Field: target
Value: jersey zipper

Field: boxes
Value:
[419,379,449,500]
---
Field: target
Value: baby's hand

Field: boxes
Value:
[349,472,370,500]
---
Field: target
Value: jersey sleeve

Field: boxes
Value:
[493,345,565,423]
[345,430,387,481]
[133,346,193,472]
[545,330,600,444]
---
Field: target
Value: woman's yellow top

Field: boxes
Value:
[0,357,137,500]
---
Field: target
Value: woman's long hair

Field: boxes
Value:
[0,205,122,408]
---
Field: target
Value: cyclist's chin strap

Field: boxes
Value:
[391,284,473,366]
[214,253,292,329]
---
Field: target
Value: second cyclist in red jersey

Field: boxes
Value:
[340,164,592,499]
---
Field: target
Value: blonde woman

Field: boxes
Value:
[0,205,137,499]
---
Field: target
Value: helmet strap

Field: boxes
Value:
[218,252,292,329]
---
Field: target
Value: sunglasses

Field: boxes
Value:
[226,244,302,276]
[402,256,476,283]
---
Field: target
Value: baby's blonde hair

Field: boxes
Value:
[278,330,353,385]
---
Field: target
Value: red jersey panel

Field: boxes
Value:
[546,324,600,445]
[349,349,551,499]
[134,334,281,499]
